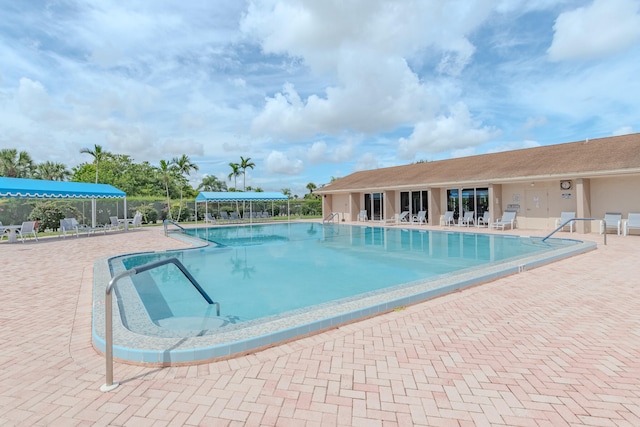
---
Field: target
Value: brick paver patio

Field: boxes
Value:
[1,223,638,426]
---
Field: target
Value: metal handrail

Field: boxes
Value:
[322,212,339,224]
[542,218,605,245]
[163,219,185,236]
[101,257,219,392]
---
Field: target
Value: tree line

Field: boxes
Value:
[0,146,321,201]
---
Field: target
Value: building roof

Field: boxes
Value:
[196,191,289,202]
[0,177,126,199]
[319,133,640,193]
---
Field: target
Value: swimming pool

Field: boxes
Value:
[92,223,595,365]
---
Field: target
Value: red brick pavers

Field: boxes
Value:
[1,225,639,426]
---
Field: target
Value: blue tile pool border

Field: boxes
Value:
[92,228,597,366]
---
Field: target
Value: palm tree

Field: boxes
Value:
[306,182,317,195]
[80,144,108,227]
[281,188,292,199]
[228,162,241,190]
[172,155,199,221]
[239,156,255,213]
[0,148,35,178]
[36,161,70,181]
[239,156,255,192]
[228,162,241,212]
[80,144,106,183]
[198,175,227,192]
[158,159,177,220]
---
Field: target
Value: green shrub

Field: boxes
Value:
[135,204,159,224]
[28,201,66,232]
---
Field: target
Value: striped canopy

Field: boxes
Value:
[0,177,126,199]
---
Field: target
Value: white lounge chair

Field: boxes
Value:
[491,211,517,230]
[624,213,640,236]
[600,212,622,235]
[555,212,576,233]
[460,211,475,227]
[127,212,143,229]
[358,210,368,222]
[442,211,454,226]
[477,212,490,227]
[17,221,38,243]
[414,211,427,225]
[397,211,410,223]
[0,221,7,242]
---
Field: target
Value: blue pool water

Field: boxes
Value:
[114,223,581,338]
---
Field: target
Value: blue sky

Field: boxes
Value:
[1,0,639,196]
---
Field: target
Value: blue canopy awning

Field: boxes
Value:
[0,177,126,199]
[196,192,288,202]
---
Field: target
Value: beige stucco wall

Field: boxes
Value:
[590,176,640,218]
[320,174,640,232]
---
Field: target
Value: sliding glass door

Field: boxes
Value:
[364,192,384,221]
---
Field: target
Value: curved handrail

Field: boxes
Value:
[163,219,185,236]
[322,212,339,224]
[542,218,605,245]
[101,257,219,391]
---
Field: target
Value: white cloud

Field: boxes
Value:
[354,152,380,172]
[245,0,494,141]
[548,0,640,61]
[523,116,548,130]
[487,140,541,153]
[265,150,304,175]
[612,126,633,136]
[397,103,501,159]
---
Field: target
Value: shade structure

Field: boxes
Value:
[0,177,125,199]
[195,192,288,202]
[195,192,289,223]
[0,177,127,229]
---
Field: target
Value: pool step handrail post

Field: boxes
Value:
[542,217,604,245]
[322,212,339,224]
[163,219,186,236]
[101,257,218,392]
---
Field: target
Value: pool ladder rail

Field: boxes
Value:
[542,217,606,245]
[163,219,185,236]
[101,257,219,392]
[323,212,340,224]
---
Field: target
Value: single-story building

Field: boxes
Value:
[316,133,640,233]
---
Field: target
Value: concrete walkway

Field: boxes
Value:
[1,223,639,426]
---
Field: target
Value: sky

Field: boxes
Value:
[1,0,639,196]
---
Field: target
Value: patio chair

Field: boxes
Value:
[477,212,490,227]
[220,211,230,223]
[128,212,143,229]
[442,211,454,226]
[397,211,410,223]
[600,212,622,235]
[555,211,576,233]
[491,211,517,230]
[0,221,7,241]
[414,211,427,225]
[624,213,640,236]
[358,210,368,222]
[108,216,123,231]
[460,211,475,227]
[204,212,216,224]
[17,221,38,243]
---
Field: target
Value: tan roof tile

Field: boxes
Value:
[319,133,640,192]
